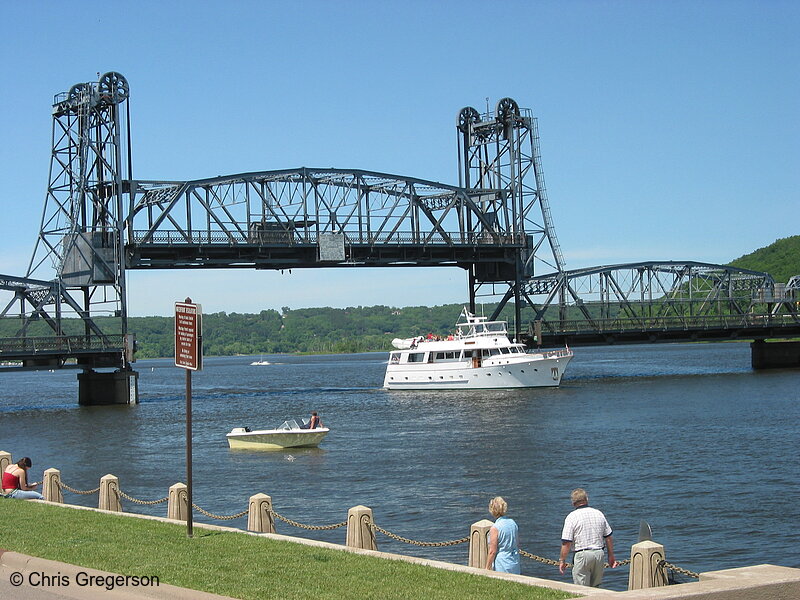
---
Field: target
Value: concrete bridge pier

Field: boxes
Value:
[751,340,800,370]
[77,369,139,405]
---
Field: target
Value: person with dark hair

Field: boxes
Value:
[300,411,323,429]
[2,457,44,500]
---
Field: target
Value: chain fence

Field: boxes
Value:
[192,503,249,521]
[371,523,469,547]
[270,509,347,531]
[56,480,100,495]
[615,559,632,567]
[520,549,563,567]
[115,488,169,506]
[52,478,699,579]
[660,560,700,579]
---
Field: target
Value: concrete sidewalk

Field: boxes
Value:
[0,550,237,600]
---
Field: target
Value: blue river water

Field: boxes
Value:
[1,342,798,591]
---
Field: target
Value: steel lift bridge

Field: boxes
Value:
[1,73,798,404]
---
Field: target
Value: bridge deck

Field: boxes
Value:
[533,314,800,347]
[127,231,523,270]
[0,335,124,371]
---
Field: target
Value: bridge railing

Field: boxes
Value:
[542,313,800,335]
[130,230,526,247]
[0,334,125,356]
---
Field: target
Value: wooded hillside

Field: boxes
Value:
[729,235,800,283]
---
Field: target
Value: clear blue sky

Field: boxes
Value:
[1,1,797,316]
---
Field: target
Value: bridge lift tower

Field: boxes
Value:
[457,98,565,338]
[23,72,138,404]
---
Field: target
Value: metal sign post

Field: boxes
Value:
[175,298,202,538]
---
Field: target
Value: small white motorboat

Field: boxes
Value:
[226,418,329,450]
[250,355,271,366]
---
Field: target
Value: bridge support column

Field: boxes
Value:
[78,369,139,405]
[751,340,800,370]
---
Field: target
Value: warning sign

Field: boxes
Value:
[175,301,202,370]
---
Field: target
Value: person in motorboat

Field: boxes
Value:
[2,457,44,500]
[300,411,323,429]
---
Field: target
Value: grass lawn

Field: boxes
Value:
[0,500,576,600]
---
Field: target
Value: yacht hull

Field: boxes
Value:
[384,353,572,390]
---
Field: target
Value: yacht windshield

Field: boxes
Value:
[455,312,508,337]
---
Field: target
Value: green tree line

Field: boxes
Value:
[729,235,800,284]
[0,304,559,358]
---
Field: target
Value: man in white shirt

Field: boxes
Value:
[559,488,618,587]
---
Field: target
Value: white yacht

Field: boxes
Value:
[383,310,572,390]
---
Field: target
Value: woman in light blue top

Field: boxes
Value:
[485,496,520,574]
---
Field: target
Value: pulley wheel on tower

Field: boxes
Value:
[496,97,519,122]
[68,82,92,101]
[98,72,129,104]
[457,107,481,133]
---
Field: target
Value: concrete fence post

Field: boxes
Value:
[247,493,275,533]
[42,468,63,503]
[98,474,122,512]
[346,505,377,551]
[168,483,189,521]
[0,451,11,473]
[628,540,669,590]
[469,519,494,569]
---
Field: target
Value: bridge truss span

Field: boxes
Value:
[0,274,128,370]
[524,261,800,345]
[126,168,525,270]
